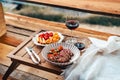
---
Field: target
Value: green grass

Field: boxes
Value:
[20,13,65,22]
[81,16,120,26]
[3,3,120,27]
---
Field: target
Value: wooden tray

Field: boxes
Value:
[7,30,91,75]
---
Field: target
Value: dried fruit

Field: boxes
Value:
[37,31,60,44]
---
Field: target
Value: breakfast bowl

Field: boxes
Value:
[41,42,80,66]
[32,31,64,46]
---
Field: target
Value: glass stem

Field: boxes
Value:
[71,30,74,43]
[71,30,73,39]
[71,30,77,43]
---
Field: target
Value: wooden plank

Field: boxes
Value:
[23,45,46,64]
[0,25,35,47]
[0,24,35,47]
[0,43,14,66]
[8,30,41,57]
[16,39,34,56]
[0,32,22,47]
[0,3,6,37]
[17,31,47,57]
[15,0,120,16]
[17,65,64,80]
[7,31,28,42]
[0,73,17,80]
[5,13,120,40]
[23,45,43,61]
[7,25,34,37]
[9,55,62,75]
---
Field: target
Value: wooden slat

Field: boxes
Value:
[18,31,46,57]
[14,30,42,57]
[5,13,120,40]
[9,55,62,75]
[0,43,14,66]
[17,65,64,80]
[0,73,17,80]
[7,31,28,42]
[7,25,34,36]
[23,45,44,62]
[16,39,34,56]
[0,3,6,37]
[8,30,41,57]
[0,32,22,47]
[15,0,120,16]
[0,25,35,47]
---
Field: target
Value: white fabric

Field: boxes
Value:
[62,36,120,80]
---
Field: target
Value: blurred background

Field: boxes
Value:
[1,0,120,34]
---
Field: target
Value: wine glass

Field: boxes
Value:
[65,18,79,44]
[65,17,85,50]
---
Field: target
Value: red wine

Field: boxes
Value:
[74,42,85,50]
[66,20,79,30]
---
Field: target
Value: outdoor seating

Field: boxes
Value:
[0,0,120,80]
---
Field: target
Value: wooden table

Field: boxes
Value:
[2,29,90,80]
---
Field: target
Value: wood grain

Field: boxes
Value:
[7,25,34,36]
[0,3,6,37]
[18,65,64,80]
[0,25,35,47]
[17,0,120,16]
[0,31,23,47]
[0,73,17,80]
[0,43,14,66]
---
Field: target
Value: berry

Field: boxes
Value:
[49,32,53,37]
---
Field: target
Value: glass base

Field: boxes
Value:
[65,38,77,44]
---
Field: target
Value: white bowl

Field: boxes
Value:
[32,31,64,46]
[41,42,80,66]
